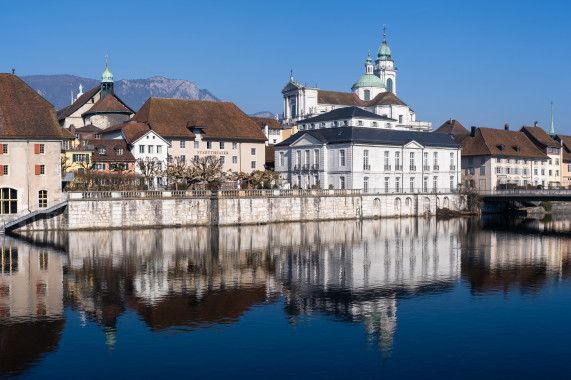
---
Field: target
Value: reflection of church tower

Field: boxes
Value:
[374,26,397,95]
[100,57,114,99]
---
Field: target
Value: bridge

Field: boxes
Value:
[478,189,571,202]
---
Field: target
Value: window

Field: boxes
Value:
[423,152,429,170]
[94,163,105,170]
[207,141,212,149]
[384,177,389,193]
[358,120,364,126]
[251,148,256,155]
[148,145,153,154]
[496,167,501,174]
[450,176,454,191]
[433,176,437,192]
[194,141,199,149]
[314,149,319,168]
[384,151,389,170]
[410,177,415,192]
[333,121,338,127]
[523,169,528,176]
[279,152,285,167]
[534,168,538,175]
[139,145,145,153]
[410,152,415,171]
[399,115,403,124]
[180,155,186,163]
[372,122,378,127]
[395,152,401,170]
[296,151,301,167]
[434,152,439,169]
[35,165,45,175]
[0,144,7,154]
[496,158,501,163]
[98,147,107,155]
[193,155,199,162]
[1,165,8,176]
[157,146,162,154]
[339,150,346,166]
[304,150,310,166]
[364,177,369,193]
[38,190,47,208]
[251,161,256,169]
[395,177,400,192]
[480,166,486,175]
[116,148,124,156]
[180,140,186,149]
[515,159,519,164]
[34,144,45,154]
[340,176,345,189]
[364,90,370,101]
[364,150,369,170]
[556,158,560,165]
[549,170,553,176]
[0,188,17,214]
[232,156,238,164]
[220,142,225,149]
[220,156,225,164]
[549,159,552,165]
[556,170,559,176]
[232,142,238,150]
[423,177,428,192]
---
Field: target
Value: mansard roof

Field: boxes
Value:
[0,74,66,139]
[520,126,559,148]
[460,127,548,158]
[276,127,459,148]
[82,93,134,116]
[131,98,267,142]
[91,139,135,162]
[57,86,100,121]
[298,106,396,123]
[317,89,407,107]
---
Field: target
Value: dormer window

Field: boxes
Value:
[512,145,520,153]
[497,144,505,151]
[344,120,348,126]
[311,123,315,129]
[333,121,338,127]
[116,148,123,155]
[372,122,378,127]
[358,120,363,126]
[364,90,370,101]
[97,147,107,155]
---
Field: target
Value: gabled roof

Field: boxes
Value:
[555,134,571,163]
[0,74,66,139]
[460,127,548,159]
[520,126,559,149]
[82,93,134,116]
[100,121,166,145]
[57,86,100,121]
[298,106,396,124]
[131,98,267,142]
[91,139,135,162]
[60,127,75,138]
[276,127,459,148]
[367,91,407,106]
[251,117,283,130]
[282,80,303,93]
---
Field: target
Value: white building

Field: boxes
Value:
[275,107,461,191]
[281,30,431,131]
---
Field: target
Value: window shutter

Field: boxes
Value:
[34,144,40,154]
[35,165,41,175]
[73,154,77,162]
[0,165,3,175]
[0,146,3,155]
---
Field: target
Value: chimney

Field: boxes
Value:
[470,126,476,137]
[534,121,538,127]
[504,123,509,130]
[449,117,452,123]
[70,124,76,135]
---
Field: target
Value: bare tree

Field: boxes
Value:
[164,156,190,190]
[189,156,225,188]
[136,157,163,189]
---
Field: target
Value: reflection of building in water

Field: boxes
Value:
[273,218,464,353]
[462,217,571,294]
[0,236,65,377]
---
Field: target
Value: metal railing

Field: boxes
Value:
[384,164,391,171]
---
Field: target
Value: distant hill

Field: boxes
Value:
[21,74,219,112]
[249,111,280,119]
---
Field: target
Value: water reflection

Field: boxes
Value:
[2,215,571,376]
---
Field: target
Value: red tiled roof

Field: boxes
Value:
[434,119,470,135]
[0,74,66,139]
[461,127,548,159]
[317,90,407,107]
[251,117,284,130]
[101,122,153,144]
[57,86,100,121]
[520,126,559,148]
[82,94,134,116]
[75,124,102,132]
[556,134,571,163]
[131,98,267,142]
[91,139,135,162]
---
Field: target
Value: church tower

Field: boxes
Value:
[100,56,114,99]
[352,51,386,101]
[374,26,397,95]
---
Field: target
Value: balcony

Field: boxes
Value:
[384,164,391,171]
[363,164,371,171]
[450,165,456,171]
[395,165,403,171]
[410,165,416,171]
[423,165,430,171]
[433,165,439,171]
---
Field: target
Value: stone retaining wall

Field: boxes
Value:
[13,193,465,231]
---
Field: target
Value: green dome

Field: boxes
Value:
[101,66,113,83]
[352,74,385,89]
[376,36,392,61]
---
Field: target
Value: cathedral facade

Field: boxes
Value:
[281,30,431,132]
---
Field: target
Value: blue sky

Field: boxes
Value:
[3,0,571,134]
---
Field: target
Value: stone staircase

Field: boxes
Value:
[2,201,68,233]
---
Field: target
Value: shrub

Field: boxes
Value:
[540,201,552,212]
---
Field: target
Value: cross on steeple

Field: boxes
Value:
[105,54,109,67]
[383,24,386,37]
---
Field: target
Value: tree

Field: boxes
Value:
[188,156,225,188]
[164,156,190,190]
[136,157,163,189]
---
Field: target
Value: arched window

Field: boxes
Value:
[0,188,17,214]
[39,190,48,208]
[387,78,393,93]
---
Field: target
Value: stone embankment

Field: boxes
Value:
[11,189,466,232]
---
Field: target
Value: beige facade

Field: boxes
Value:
[61,92,102,129]
[167,139,266,173]
[0,140,63,222]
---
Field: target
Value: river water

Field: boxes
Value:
[1,216,570,379]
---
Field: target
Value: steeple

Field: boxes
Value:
[374,25,397,95]
[376,25,393,62]
[549,101,555,137]
[365,50,373,74]
[100,55,114,99]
